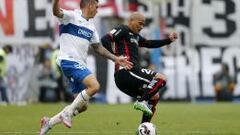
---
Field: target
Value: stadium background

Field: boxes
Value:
[0,0,240,104]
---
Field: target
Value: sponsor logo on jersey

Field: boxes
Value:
[130,38,139,45]
[78,28,93,38]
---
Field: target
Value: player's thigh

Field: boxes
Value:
[114,68,155,97]
[114,70,139,97]
[126,67,157,87]
[154,73,167,81]
[130,67,158,94]
[135,67,157,81]
[60,60,91,80]
[60,60,92,93]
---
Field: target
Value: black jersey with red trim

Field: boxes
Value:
[101,24,172,71]
[101,24,145,68]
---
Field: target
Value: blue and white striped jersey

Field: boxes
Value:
[56,9,100,67]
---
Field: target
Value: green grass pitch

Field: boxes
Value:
[0,103,239,135]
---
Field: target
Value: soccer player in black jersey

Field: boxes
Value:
[101,12,178,123]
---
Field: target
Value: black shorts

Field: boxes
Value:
[114,67,157,98]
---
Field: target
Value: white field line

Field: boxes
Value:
[0,131,237,134]
[0,131,133,134]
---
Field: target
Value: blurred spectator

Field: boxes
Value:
[38,59,58,102]
[149,48,161,71]
[0,45,12,105]
[213,63,236,102]
[51,49,63,101]
[51,49,73,102]
[149,21,162,72]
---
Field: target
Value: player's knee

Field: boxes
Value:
[154,74,167,87]
[151,93,160,101]
[84,75,100,93]
[155,73,167,82]
[95,82,100,92]
[90,81,100,93]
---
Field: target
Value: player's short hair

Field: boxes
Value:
[80,0,98,9]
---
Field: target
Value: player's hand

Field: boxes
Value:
[169,31,178,42]
[115,56,133,70]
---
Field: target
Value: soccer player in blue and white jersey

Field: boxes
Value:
[38,0,133,134]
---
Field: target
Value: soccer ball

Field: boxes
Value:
[137,122,157,135]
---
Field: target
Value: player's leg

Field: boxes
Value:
[141,93,159,123]
[134,70,166,116]
[138,73,166,101]
[39,76,98,135]
[0,79,9,104]
[58,61,98,127]
[39,61,99,134]
[39,103,88,135]
[60,74,99,128]
[114,69,153,115]
[42,101,88,129]
[114,69,141,97]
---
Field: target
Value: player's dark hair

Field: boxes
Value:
[80,0,98,9]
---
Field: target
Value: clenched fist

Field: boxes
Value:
[168,31,178,42]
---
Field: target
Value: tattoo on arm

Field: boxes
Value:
[92,43,116,62]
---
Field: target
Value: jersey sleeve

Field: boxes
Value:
[138,35,147,45]
[138,35,172,48]
[57,9,75,24]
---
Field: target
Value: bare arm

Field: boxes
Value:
[92,43,118,62]
[92,43,133,69]
[52,0,63,18]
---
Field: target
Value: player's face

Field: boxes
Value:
[88,1,98,18]
[131,19,145,34]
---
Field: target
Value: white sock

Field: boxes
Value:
[48,90,90,127]
[48,106,70,127]
[80,90,91,101]
[66,90,90,116]
[48,103,88,128]
[73,102,88,116]
[48,112,61,128]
